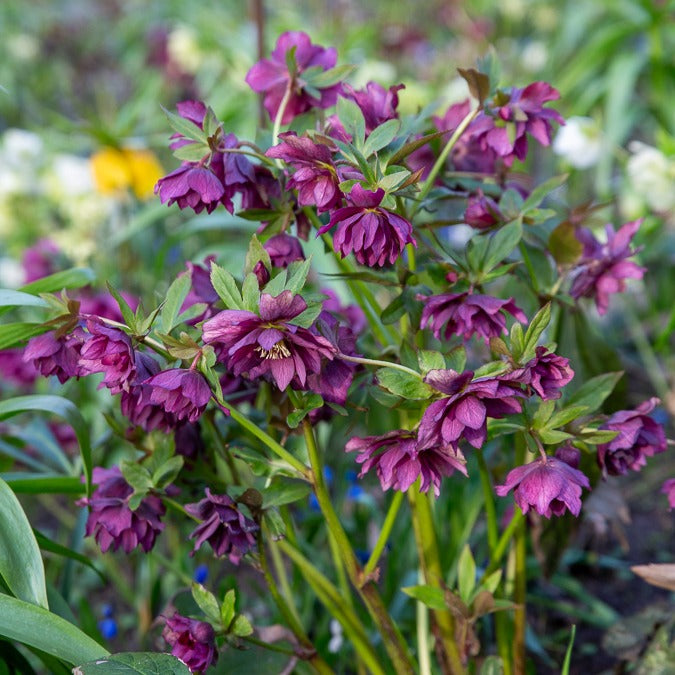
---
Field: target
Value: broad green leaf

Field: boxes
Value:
[377,169,411,192]
[548,221,583,265]
[481,570,502,594]
[262,478,312,507]
[457,544,476,604]
[2,475,83,494]
[33,530,105,582]
[376,367,431,400]
[0,290,49,309]
[577,428,618,444]
[74,652,189,674]
[221,589,236,628]
[241,273,260,312]
[510,321,525,359]
[401,585,447,610]
[363,119,400,157]
[20,268,95,295]
[151,456,184,490]
[286,393,324,429]
[0,594,108,665]
[303,64,355,88]
[417,350,445,374]
[172,142,209,162]
[262,269,288,297]
[521,174,568,212]
[480,656,504,675]
[231,614,253,637]
[0,322,51,349]
[0,478,48,608]
[290,301,323,329]
[244,234,272,275]
[336,96,366,149]
[0,396,93,496]
[521,303,551,360]
[191,583,221,626]
[547,405,589,430]
[538,428,573,445]
[210,263,243,310]
[482,219,522,273]
[160,274,192,334]
[380,294,406,325]
[285,257,312,295]
[566,372,623,413]
[161,105,208,145]
[106,283,135,329]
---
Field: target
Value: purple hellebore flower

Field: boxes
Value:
[321,287,367,335]
[174,422,205,462]
[464,190,504,229]
[23,328,86,384]
[569,219,645,315]
[495,452,590,518]
[471,82,565,165]
[597,397,667,476]
[179,256,219,324]
[185,489,258,564]
[419,291,527,343]
[266,132,342,212]
[346,430,467,497]
[202,290,336,391]
[145,369,212,424]
[155,164,227,215]
[0,348,38,388]
[418,369,525,450]
[245,31,341,124]
[162,613,217,674]
[77,466,165,553]
[508,346,574,400]
[661,479,675,511]
[78,319,136,394]
[22,238,60,283]
[318,185,416,267]
[263,232,305,268]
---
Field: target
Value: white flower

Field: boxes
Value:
[44,154,95,199]
[626,142,675,213]
[167,26,203,74]
[553,117,603,169]
[2,129,44,169]
[327,619,343,653]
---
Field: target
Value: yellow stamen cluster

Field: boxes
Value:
[256,341,291,360]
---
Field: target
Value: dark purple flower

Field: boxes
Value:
[266,132,342,212]
[321,288,367,335]
[661,479,675,510]
[23,328,86,384]
[346,430,467,497]
[78,319,135,393]
[202,290,336,391]
[597,397,667,476]
[240,164,282,211]
[162,613,217,673]
[0,348,38,388]
[418,369,525,450]
[245,31,341,124]
[174,422,205,462]
[263,233,305,268]
[77,466,165,553]
[145,369,211,423]
[509,347,574,400]
[179,257,219,324]
[22,238,61,283]
[495,455,590,518]
[419,292,527,343]
[185,489,258,563]
[464,190,504,229]
[569,219,645,315]
[471,82,565,165]
[318,185,416,267]
[155,163,227,215]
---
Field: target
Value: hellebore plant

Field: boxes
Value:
[1,29,672,675]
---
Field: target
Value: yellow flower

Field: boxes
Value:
[90,147,163,200]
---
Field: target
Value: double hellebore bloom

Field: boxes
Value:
[569,219,645,315]
[509,346,574,400]
[419,291,527,343]
[346,430,467,497]
[495,449,590,518]
[23,328,85,384]
[263,232,305,268]
[266,132,342,212]
[78,466,165,553]
[597,397,667,476]
[185,489,258,564]
[202,290,336,391]
[245,31,341,124]
[145,368,211,424]
[318,185,416,267]
[162,613,217,673]
[418,369,525,451]
[464,190,504,229]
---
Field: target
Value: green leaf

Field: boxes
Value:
[445,346,467,373]
[336,97,366,149]
[363,119,400,158]
[210,263,243,310]
[417,350,445,374]
[20,268,95,295]
[380,293,406,325]
[566,372,623,413]
[74,652,190,674]
[479,656,504,675]
[304,64,355,88]
[532,400,556,428]
[376,367,431,400]
[0,290,49,309]
[262,478,312,507]
[457,67,490,104]
[377,169,412,193]
[191,583,221,626]
[2,475,84,494]
[0,478,48,608]
[577,428,618,444]
[510,321,525,359]
[172,142,209,162]
[481,569,502,594]
[0,322,51,349]
[244,234,272,276]
[160,274,192,334]
[220,589,236,628]
[386,130,446,166]
[482,219,523,273]
[119,461,153,494]
[547,405,589,429]
[457,544,476,604]
[231,614,253,637]
[33,530,105,582]
[561,625,576,675]
[106,283,135,329]
[521,174,568,213]
[161,105,208,145]
[290,301,324,328]
[0,396,93,496]
[401,585,447,610]
[538,428,573,445]
[521,303,551,359]
[549,221,583,265]
[262,269,288,297]
[151,456,184,490]
[241,273,261,312]
[0,594,108,665]
[285,257,312,295]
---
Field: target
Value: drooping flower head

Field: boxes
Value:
[162,613,217,673]
[495,453,590,518]
[23,328,86,384]
[185,489,258,564]
[507,346,574,400]
[346,430,467,497]
[202,290,336,391]
[263,232,305,268]
[464,190,504,230]
[419,292,527,343]
[597,397,667,476]
[318,185,416,267]
[145,368,212,424]
[77,466,165,553]
[569,219,645,315]
[266,132,342,212]
[418,369,525,451]
[245,31,341,124]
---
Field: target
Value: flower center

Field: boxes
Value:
[256,341,291,360]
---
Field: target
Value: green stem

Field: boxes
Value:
[302,420,415,674]
[475,448,498,553]
[220,401,311,480]
[417,568,432,675]
[481,508,525,578]
[164,496,199,521]
[202,413,240,484]
[240,634,297,656]
[513,435,528,675]
[272,83,292,148]
[364,490,404,576]
[268,533,303,629]
[407,486,465,675]
[338,353,422,379]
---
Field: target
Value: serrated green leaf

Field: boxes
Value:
[263,509,286,539]
[290,301,323,328]
[151,456,184,489]
[376,367,430,400]
[262,269,288,297]
[578,428,619,444]
[285,257,312,295]
[74,652,190,674]
[521,174,568,212]
[231,614,253,637]
[566,372,623,413]
[532,400,556,428]
[522,303,551,359]
[191,583,221,626]
[547,405,589,429]
[417,350,445,374]
[210,263,243,310]
[244,234,272,275]
[160,274,192,334]
[538,429,573,445]
[241,273,261,312]
[458,544,476,604]
[377,169,411,192]
[172,142,210,162]
[0,478,48,608]
[482,219,523,273]
[363,119,400,157]
[445,346,467,373]
[119,461,153,493]
[161,105,208,145]
[401,585,447,610]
